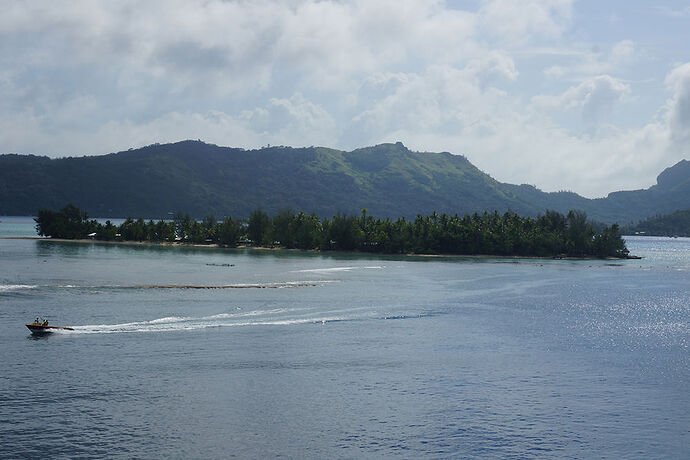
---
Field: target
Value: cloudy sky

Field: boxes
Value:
[1,0,689,197]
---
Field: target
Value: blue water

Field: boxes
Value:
[1,218,688,458]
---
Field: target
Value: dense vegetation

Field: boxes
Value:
[35,204,629,258]
[624,209,690,237]
[3,141,689,223]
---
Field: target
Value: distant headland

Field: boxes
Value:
[624,209,690,237]
[1,140,689,224]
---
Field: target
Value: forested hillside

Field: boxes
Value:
[625,209,690,237]
[1,140,689,223]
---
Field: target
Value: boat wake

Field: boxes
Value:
[292,266,384,274]
[69,309,348,334]
[0,284,37,293]
[64,306,441,335]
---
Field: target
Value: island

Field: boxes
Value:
[34,204,629,259]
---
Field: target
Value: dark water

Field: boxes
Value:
[1,219,689,458]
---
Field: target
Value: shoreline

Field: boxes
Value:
[2,236,635,261]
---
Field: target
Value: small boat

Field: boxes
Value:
[26,321,74,334]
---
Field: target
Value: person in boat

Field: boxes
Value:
[35,317,40,324]
[42,319,48,326]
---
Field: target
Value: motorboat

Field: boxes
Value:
[26,321,74,334]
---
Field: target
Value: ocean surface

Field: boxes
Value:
[1,217,688,458]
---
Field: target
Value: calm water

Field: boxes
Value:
[1,218,688,458]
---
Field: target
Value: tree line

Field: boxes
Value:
[35,204,629,258]
[624,209,690,237]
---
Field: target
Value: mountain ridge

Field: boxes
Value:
[1,140,688,223]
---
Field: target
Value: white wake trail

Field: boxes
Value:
[293,266,384,274]
[69,307,325,334]
[0,284,37,292]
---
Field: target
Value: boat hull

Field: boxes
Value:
[26,323,74,334]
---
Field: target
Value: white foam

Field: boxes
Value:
[0,284,37,292]
[68,311,350,334]
[293,266,384,274]
[235,316,346,326]
[147,316,190,324]
[205,308,299,319]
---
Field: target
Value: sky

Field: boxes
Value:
[1,0,689,198]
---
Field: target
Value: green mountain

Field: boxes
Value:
[1,140,688,223]
[624,209,690,236]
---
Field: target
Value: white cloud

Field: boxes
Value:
[543,40,637,80]
[465,50,519,85]
[348,61,515,147]
[243,93,338,147]
[479,0,573,45]
[654,5,690,18]
[0,110,263,156]
[665,62,690,145]
[533,75,631,120]
[344,60,690,198]
[0,0,688,199]
[395,107,673,198]
[610,40,636,67]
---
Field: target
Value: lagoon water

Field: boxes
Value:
[1,217,688,458]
